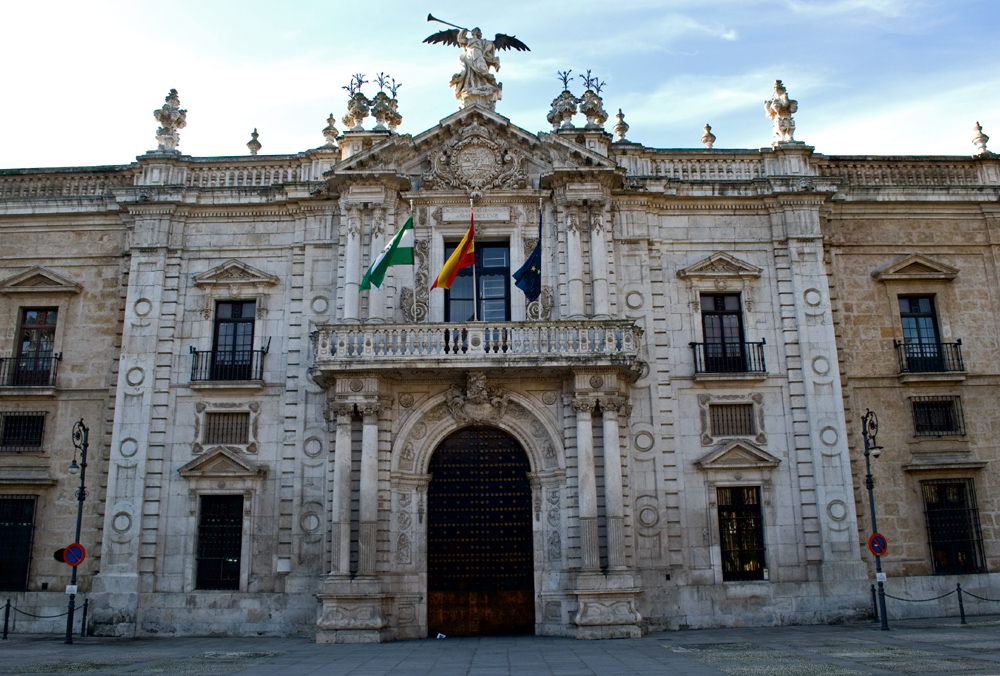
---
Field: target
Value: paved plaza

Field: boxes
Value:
[1,616,999,676]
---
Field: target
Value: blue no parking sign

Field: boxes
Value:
[868,533,888,557]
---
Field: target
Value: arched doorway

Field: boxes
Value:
[427,426,534,636]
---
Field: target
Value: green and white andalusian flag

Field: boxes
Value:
[361,215,414,290]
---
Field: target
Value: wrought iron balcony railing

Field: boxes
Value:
[313,320,642,368]
[190,345,268,382]
[895,340,964,373]
[690,340,766,375]
[0,352,61,387]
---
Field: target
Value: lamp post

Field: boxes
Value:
[65,419,88,644]
[861,409,889,631]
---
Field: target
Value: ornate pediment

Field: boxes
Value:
[696,440,780,471]
[0,267,82,295]
[677,252,763,280]
[422,119,530,199]
[178,446,265,479]
[192,260,279,289]
[872,254,958,282]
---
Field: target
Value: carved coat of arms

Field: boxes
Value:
[422,121,528,199]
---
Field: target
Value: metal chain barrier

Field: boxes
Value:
[873,583,1000,626]
[3,599,88,640]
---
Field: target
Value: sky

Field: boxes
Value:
[1,0,998,169]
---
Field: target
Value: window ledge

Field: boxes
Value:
[694,372,768,383]
[902,460,988,472]
[0,386,57,398]
[899,372,966,383]
[189,380,265,392]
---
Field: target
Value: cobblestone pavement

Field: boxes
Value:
[1,617,999,676]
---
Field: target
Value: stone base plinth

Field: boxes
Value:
[572,572,645,640]
[316,576,390,643]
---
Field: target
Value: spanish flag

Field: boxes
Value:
[431,217,475,291]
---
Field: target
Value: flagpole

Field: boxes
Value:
[410,199,416,322]
[470,198,478,322]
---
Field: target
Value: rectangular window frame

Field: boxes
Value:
[709,403,756,437]
[921,479,987,575]
[0,495,37,592]
[195,494,244,591]
[444,243,511,323]
[911,396,965,436]
[203,411,251,446]
[0,411,47,453]
[716,486,767,582]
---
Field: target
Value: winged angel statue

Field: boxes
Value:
[424,15,529,110]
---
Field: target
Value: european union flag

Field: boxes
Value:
[512,239,541,303]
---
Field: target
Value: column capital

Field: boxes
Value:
[359,400,382,418]
[573,396,597,413]
[599,395,630,417]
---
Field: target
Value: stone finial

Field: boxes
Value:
[547,90,579,131]
[342,74,371,131]
[764,80,798,144]
[973,122,990,156]
[370,91,393,131]
[322,113,339,146]
[613,109,629,142]
[246,128,261,156]
[701,123,716,149]
[577,70,608,129]
[153,88,187,152]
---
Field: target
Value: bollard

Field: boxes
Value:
[871,584,879,623]
[80,599,88,638]
[3,599,9,640]
[956,583,967,625]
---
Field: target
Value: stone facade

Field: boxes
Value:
[1,83,998,639]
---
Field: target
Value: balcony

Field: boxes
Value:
[895,340,964,374]
[312,320,643,377]
[690,341,766,379]
[190,346,267,384]
[0,353,61,388]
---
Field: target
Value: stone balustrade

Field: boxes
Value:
[0,167,134,198]
[817,159,984,186]
[313,319,643,372]
[617,152,764,180]
[184,161,306,187]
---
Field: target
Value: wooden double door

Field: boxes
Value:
[427,427,535,636]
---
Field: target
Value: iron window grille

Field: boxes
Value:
[203,412,250,445]
[0,495,36,592]
[911,396,965,436]
[710,404,756,437]
[0,411,46,452]
[717,486,767,581]
[196,495,243,590]
[921,479,987,575]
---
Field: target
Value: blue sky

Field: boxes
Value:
[1,0,998,168]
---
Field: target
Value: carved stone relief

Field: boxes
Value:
[422,121,529,199]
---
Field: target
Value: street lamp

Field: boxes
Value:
[861,409,889,631]
[65,419,88,644]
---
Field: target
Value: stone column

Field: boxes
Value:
[366,207,387,322]
[329,402,354,575]
[343,206,362,322]
[600,396,628,570]
[590,211,610,318]
[566,209,586,319]
[573,396,599,570]
[358,399,381,576]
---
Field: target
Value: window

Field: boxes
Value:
[445,245,510,322]
[717,486,766,581]
[710,404,756,437]
[204,412,250,445]
[694,294,765,373]
[196,495,243,590]
[0,412,46,452]
[911,396,964,436]
[10,308,58,386]
[898,296,944,371]
[212,301,256,380]
[0,496,36,591]
[922,480,986,575]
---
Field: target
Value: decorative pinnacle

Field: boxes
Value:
[246,128,261,156]
[342,73,368,96]
[579,69,606,94]
[322,113,339,146]
[972,121,990,156]
[613,109,629,142]
[701,123,716,149]
[153,88,187,152]
[557,70,573,90]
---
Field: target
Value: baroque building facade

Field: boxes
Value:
[1,79,998,640]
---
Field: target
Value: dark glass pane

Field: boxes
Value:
[196,495,243,590]
[0,497,36,592]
